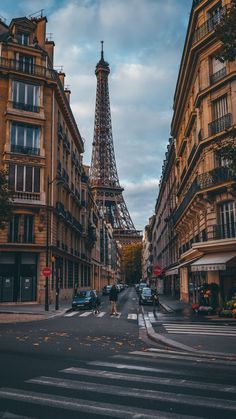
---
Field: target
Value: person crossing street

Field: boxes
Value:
[109,283,119,316]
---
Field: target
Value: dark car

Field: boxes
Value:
[102,285,112,295]
[139,287,154,305]
[72,289,100,310]
[137,283,147,295]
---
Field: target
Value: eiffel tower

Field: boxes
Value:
[90,42,141,244]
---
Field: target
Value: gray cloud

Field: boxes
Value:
[1,0,191,231]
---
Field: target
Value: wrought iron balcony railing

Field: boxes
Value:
[208,113,232,136]
[179,223,236,255]
[174,167,233,223]
[210,67,226,85]
[13,101,40,113]
[193,8,226,44]
[11,144,40,156]
[8,234,35,244]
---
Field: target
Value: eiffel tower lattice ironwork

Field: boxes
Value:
[90,42,140,241]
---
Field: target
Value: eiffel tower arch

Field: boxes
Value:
[90,42,141,244]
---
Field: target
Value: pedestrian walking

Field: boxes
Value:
[153,289,159,314]
[109,283,119,316]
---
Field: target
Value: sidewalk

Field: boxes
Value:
[0,301,71,323]
[143,295,236,358]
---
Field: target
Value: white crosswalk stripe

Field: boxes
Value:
[0,348,236,418]
[63,311,137,320]
[162,323,236,336]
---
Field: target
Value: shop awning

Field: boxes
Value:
[191,252,236,272]
[165,268,178,276]
[165,258,200,276]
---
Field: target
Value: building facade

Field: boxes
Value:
[152,0,236,304]
[0,15,92,304]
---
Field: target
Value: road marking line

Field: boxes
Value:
[96,311,106,317]
[27,376,236,407]
[79,311,92,317]
[0,388,179,419]
[164,330,236,336]
[88,361,191,376]
[61,367,236,393]
[64,311,78,317]
[127,313,137,320]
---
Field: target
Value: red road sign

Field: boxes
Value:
[153,265,162,276]
[42,267,52,277]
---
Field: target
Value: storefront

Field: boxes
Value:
[0,253,37,302]
[191,252,236,303]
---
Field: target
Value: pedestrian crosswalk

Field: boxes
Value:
[1,348,236,418]
[162,322,236,336]
[64,310,137,320]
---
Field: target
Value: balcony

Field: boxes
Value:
[0,57,56,80]
[8,234,35,244]
[208,113,232,136]
[179,223,236,255]
[193,9,226,44]
[174,167,233,223]
[210,67,226,85]
[13,101,40,113]
[13,191,42,202]
[11,144,40,156]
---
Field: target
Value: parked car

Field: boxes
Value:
[137,283,147,295]
[139,287,154,305]
[72,289,100,310]
[102,285,112,296]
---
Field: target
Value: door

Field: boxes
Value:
[0,276,14,302]
[20,276,35,302]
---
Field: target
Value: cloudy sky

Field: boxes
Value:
[1,0,192,231]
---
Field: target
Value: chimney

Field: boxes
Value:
[64,88,71,104]
[58,72,65,87]
[33,16,47,47]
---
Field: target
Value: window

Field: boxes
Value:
[9,215,20,242]
[15,53,34,74]
[213,95,228,120]
[209,95,231,135]
[210,56,226,84]
[218,202,236,238]
[208,3,223,25]
[8,214,34,243]
[9,164,40,193]
[10,122,40,155]
[24,215,34,243]
[12,81,40,112]
[17,32,29,45]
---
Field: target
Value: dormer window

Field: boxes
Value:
[17,32,29,45]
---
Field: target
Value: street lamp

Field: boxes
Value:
[45,175,64,311]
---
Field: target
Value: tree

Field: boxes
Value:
[121,242,142,285]
[0,169,13,229]
[215,1,236,62]
[216,138,236,178]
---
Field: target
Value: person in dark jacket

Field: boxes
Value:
[109,283,119,316]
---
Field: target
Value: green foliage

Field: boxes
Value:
[121,242,142,284]
[218,143,236,177]
[0,169,13,229]
[215,2,236,62]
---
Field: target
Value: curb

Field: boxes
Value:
[142,312,236,360]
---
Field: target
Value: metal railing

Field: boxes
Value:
[13,101,40,113]
[210,67,226,84]
[8,234,35,244]
[193,8,226,44]
[208,113,232,136]
[174,167,233,223]
[11,144,40,156]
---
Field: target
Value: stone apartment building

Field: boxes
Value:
[151,0,236,303]
[0,14,94,304]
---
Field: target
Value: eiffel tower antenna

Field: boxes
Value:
[90,43,141,243]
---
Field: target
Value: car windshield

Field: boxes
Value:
[142,288,152,296]
[76,291,90,298]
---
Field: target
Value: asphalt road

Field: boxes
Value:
[0,287,236,418]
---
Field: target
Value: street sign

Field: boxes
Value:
[42,267,52,277]
[153,265,162,276]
